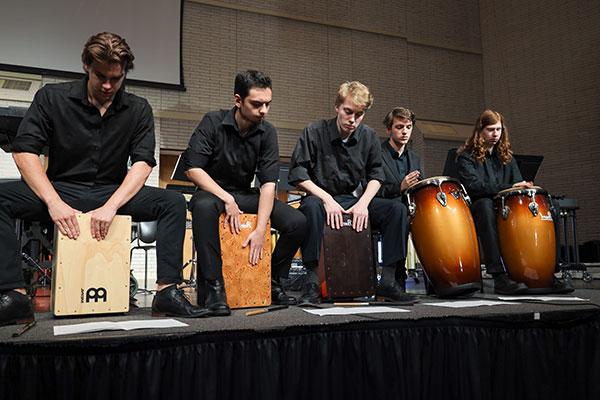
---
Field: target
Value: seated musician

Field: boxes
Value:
[457,109,572,294]
[376,107,424,295]
[183,70,306,316]
[0,32,207,326]
[288,81,417,304]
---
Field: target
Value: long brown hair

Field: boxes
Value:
[459,109,513,164]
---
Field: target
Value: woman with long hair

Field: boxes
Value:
[457,109,571,294]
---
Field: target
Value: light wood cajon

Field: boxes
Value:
[51,214,132,316]
[219,214,271,309]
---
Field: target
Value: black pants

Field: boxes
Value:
[188,190,306,281]
[299,194,409,269]
[0,180,186,291]
[471,197,562,275]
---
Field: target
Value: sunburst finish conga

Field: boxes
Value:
[495,186,555,290]
[406,176,481,297]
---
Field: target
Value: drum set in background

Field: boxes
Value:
[405,176,558,297]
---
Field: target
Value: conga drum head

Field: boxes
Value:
[407,176,481,297]
[495,186,555,289]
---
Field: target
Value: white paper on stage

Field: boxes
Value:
[497,296,589,302]
[423,300,519,308]
[54,319,188,336]
[303,306,410,316]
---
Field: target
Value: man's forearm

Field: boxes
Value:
[185,168,234,203]
[357,180,382,206]
[13,152,61,205]
[296,180,332,203]
[256,182,276,231]
[103,161,152,210]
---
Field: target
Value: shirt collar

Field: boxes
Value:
[385,140,406,160]
[222,107,265,136]
[327,117,360,144]
[68,75,129,110]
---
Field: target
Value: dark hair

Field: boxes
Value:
[383,107,416,129]
[81,32,134,72]
[234,70,272,99]
[458,109,513,164]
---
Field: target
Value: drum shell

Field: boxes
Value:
[495,190,555,288]
[408,179,481,295]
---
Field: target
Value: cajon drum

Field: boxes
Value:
[318,215,376,300]
[51,214,132,316]
[219,214,271,309]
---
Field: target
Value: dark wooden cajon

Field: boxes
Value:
[318,215,376,300]
[219,214,271,309]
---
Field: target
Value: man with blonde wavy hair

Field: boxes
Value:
[0,32,208,325]
[289,81,417,304]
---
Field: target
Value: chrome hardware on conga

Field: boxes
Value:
[406,176,481,297]
[495,186,555,291]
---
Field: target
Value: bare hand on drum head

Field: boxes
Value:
[323,197,345,230]
[88,205,117,241]
[512,180,534,189]
[401,170,421,192]
[48,198,81,239]
[224,198,243,234]
[347,201,369,232]
[242,229,265,265]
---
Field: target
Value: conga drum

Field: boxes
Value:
[495,186,555,290]
[406,176,481,297]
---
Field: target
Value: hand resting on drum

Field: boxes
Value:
[401,170,421,192]
[512,180,534,189]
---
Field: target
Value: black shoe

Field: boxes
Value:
[205,280,231,316]
[298,282,321,305]
[493,273,529,295]
[0,290,34,327]
[376,281,417,303]
[552,276,575,294]
[151,285,211,318]
[272,279,297,305]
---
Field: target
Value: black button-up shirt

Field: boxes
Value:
[389,143,409,178]
[457,149,523,201]
[13,77,156,185]
[288,118,384,196]
[182,108,279,191]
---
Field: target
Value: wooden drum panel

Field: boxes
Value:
[52,214,131,316]
[219,214,271,309]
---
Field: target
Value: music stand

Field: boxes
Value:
[513,154,544,182]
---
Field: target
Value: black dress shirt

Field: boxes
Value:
[378,140,424,199]
[457,149,523,201]
[288,118,384,196]
[182,108,279,191]
[14,77,156,185]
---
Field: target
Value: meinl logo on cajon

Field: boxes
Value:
[81,287,108,303]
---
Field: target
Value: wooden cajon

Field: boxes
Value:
[219,214,271,309]
[51,214,132,316]
[318,215,376,300]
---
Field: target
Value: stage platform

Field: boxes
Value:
[2,289,600,400]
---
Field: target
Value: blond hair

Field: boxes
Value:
[335,81,373,109]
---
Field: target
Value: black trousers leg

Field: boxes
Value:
[298,195,327,265]
[108,186,187,284]
[369,198,409,274]
[471,198,504,274]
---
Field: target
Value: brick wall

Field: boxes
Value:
[480,0,600,243]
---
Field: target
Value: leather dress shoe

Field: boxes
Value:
[272,279,297,305]
[298,282,321,305]
[205,280,231,316]
[493,273,529,295]
[0,290,34,326]
[152,285,211,318]
[376,280,417,303]
[551,276,575,294]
